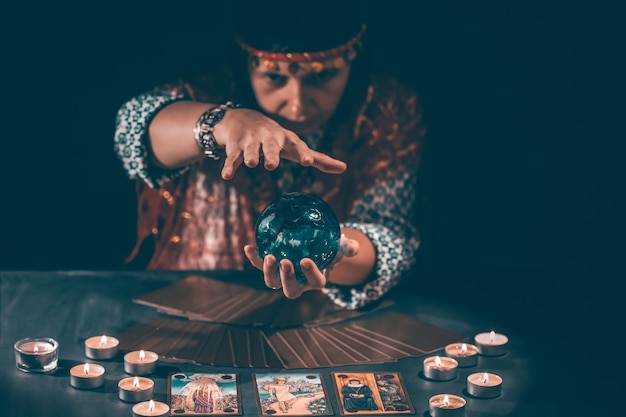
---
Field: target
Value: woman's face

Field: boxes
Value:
[248,57,352,135]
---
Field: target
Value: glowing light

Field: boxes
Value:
[434,356,442,367]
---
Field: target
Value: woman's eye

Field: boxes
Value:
[310,69,339,83]
[265,73,287,86]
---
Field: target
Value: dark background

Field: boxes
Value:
[1,2,621,415]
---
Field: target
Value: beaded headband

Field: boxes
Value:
[237,24,367,73]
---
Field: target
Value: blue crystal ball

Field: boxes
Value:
[255,192,341,284]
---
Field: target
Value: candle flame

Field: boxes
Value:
[84,363,90,375]
[34,346,39,353]
[481,373,489,383]
[133,376,140,388]
[149,400,155,412]
[443,395,450,406]
[461,343,467,353]
[139,349,145,361]
[434,356,442,367]
[99,335,107,346]
[489,330,496,342]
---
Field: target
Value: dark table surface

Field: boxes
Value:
[1,270,565,417]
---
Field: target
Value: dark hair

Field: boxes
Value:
[231,1,365,53]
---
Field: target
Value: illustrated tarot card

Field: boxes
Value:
[252,372,333,416]
[332,372,415,415]
[167,372,242,415]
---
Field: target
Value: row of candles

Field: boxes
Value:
[426,331,508,417]
[14,335,168,417]
[14,330,509,417]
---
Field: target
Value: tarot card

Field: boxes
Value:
[347,312,464,354]
[252,372,333,416]
[117,316,172,352]
[332,372,415,415]
[249,328,284,368]
[167,372,241,415]
[134,275,284,326]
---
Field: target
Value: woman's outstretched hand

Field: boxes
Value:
[216,108,347,180]
[243,234,359,299]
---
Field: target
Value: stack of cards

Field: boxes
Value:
[133,275,393,328]
[261,312,461,368]
[117,316,283,368]
[116,274,466,368]
[116,311,465,368]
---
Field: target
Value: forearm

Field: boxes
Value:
[327,227,376,286]
[148,101,218,169]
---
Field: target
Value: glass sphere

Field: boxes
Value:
[255,192,341,284]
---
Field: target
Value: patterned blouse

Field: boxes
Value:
[114,71,425,310]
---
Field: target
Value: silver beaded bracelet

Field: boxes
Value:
[193,101,241,160]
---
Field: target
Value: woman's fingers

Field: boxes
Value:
[243,245,263,268]
[221,150,244,180]
[263,256,282,290]
[300,259,326,290]
[220,114,347,178]
[279,260,303,299]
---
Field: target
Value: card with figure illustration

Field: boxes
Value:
[332,372,415,415]
[252,372,333,416]
[167,372,242,415]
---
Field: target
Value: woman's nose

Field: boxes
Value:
[284,80,305,119]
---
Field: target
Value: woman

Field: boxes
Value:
[341,378,378,412]
[263,377,298,413]
[114,1,425,310]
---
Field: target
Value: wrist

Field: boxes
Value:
[193,101,241,160]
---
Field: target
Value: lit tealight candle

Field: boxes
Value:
[423,355,458,381]
[429,394,466,417]
[124,349,159,375]
[13,337,59,373]
[467,372,503,398]
[474,331,508,356]
[132,399,170,417]
[70,363,105,389]
[444,342,479,367]
[85,335,119,360]
[118,376,154,402]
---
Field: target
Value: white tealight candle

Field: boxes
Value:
[444,342,479,367]
[70,363,105,389]
[429,394,466,417]
[124,349,159,375]
[132,399,170,417]
[118,376,154,402]
[85,335,119,360]
[474,331,508,356]
[423,356,458,381]
[467,372,503,398]
[13,337,59,373]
